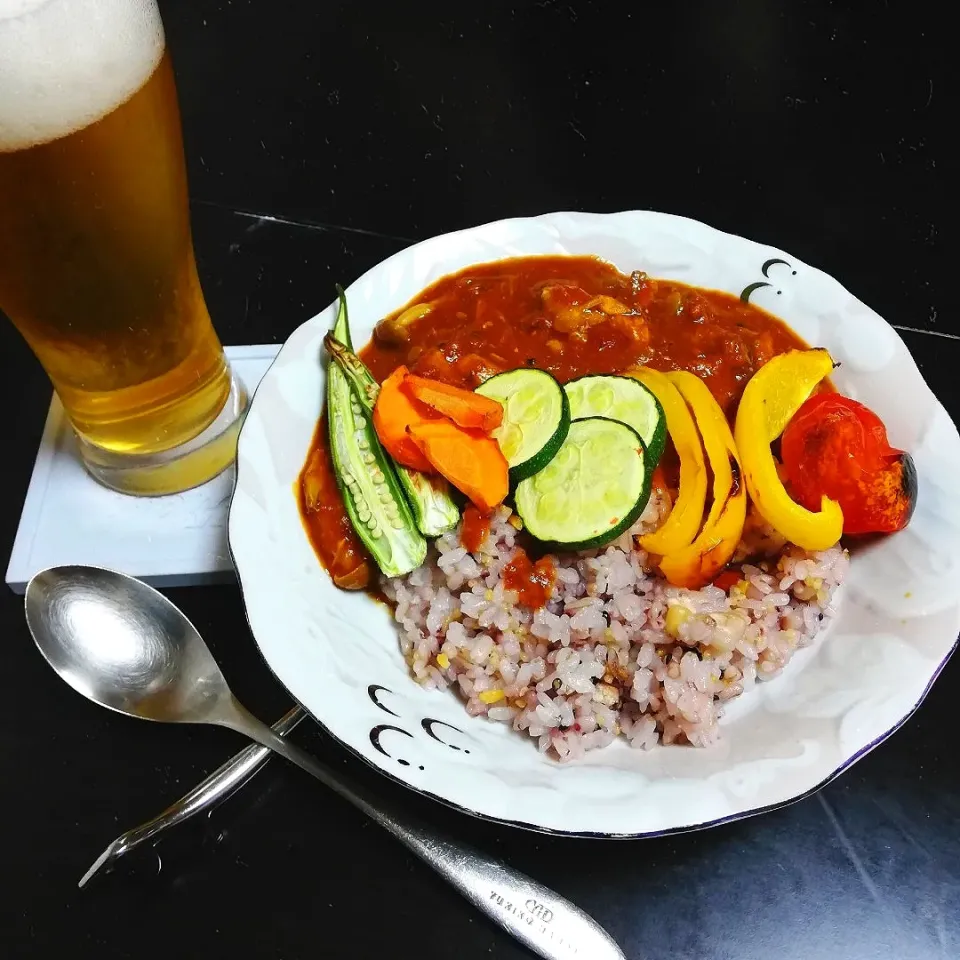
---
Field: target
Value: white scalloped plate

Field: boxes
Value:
[228,211,960,837]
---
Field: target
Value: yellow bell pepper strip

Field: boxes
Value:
[733,348,843,551]
[658,371,747,589]
[628,367,708,556]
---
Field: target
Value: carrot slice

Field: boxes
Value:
[407,420,509,514]
[372,366,436,473]
[402,374,504,432]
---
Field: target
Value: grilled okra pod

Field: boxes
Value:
[324,329,460,538]
[326,289,426,577]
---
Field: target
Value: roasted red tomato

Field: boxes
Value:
[780,394,917,535]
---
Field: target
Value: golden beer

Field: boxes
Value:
[0,0,245,493]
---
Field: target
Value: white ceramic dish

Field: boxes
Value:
[228,211,960,837]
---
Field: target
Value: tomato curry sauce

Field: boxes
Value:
[298,255,808,589]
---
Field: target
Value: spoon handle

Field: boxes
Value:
[78,707,305,888]
[224,704,626,960]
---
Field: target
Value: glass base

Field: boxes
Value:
[75,365,249,496]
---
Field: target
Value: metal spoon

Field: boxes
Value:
[25,565,626,960]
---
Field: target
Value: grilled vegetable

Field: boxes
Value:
[514,417,651,550]
[564,373,666,468]
[402,374,504,432]
[407,419,509,515]
[780,393,916,535]
[325,293,426,575]
[628,367,708,557]
[324,328,459,538]
[657,371,747,589]
[371,365,436,473]
[475,368,570,481]
[733,349,843,551]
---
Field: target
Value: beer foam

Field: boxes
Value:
[0,0,164,151]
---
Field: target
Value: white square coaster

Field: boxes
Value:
[5,344,281,593]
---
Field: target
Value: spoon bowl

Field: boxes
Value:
[26,565,229,723]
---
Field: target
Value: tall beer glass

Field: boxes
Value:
[0,0,248,495]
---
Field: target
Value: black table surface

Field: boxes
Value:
[1,3,952,958]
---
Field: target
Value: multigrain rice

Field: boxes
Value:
[382,493,847,760]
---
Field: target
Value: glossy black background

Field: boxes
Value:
[0,2,953,958]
